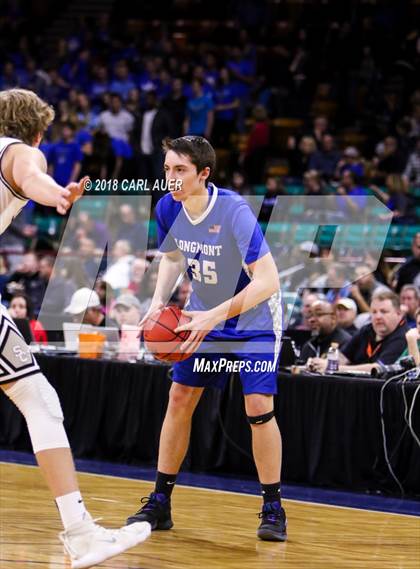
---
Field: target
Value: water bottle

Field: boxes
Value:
[326,342,339,374]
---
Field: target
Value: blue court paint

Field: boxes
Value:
[1,450,419,517]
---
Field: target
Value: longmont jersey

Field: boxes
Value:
[0,137,28,236]
[156,183,282,340]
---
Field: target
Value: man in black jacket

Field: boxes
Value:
[135,91,174,193]
[299,300,351,363]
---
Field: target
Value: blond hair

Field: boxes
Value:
[0,89,55,145]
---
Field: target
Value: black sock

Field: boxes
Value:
[261,482,281,505]
[155,471,177,498]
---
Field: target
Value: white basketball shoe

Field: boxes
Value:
[59,518,151,569]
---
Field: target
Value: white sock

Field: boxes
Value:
[55,491,92,530]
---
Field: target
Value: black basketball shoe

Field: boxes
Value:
[257,502,287,541]
[126,492,173,530]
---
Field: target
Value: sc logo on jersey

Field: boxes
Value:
[13,345,31,363]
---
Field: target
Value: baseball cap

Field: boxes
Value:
[299,241,319,255]
[65,288,101,314]
[336,298,357,312]
[114,294,141,311]
[343,146,359,158]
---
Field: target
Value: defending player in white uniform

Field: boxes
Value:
[0,89,151,568]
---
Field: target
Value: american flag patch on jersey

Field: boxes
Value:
[209,224,221,233]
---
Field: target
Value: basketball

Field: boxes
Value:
[143,305,192,362]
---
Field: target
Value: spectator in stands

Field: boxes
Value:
[116,204,148,255]
[226,45,255,103]
[0,61,19,90]
[162,78,187,138]
[324,263,351,303]
[393,233,420,292]
[350,265,389,313]
[290,291,322,330]
[8,293,47,344]
[400,284,419,328]
[0,215,37,272]
[103,240,134,291]
[94,279,115,316]
[311,262,349,301]
[137,263,159,315]
[99,93,134,144]
[230,171,252,195]
[213,68,240,148]
[310,115,329,148]
[335,146,364,179]
[90,64,110,103]
[242,104,270,183]
[308,291,408,372]
[61,257,90,290]
[401,307,420,366]
[38,255,76,317]
[48,123,82,186]
[77,237,100,281]
[65,287,114,326]
[336,170,368,216]
[184,78,214,138]
[403,137,420,186]
[76,92,99,131]
[67,210,109,250]
[112,294,142,328]
[335,298,358,336]
[136,90,173,185]
[259,176,285,223]
[308,133,341,181]
[125,88,141,119]
[374,136,406,181]
[287,135,317,179]
[369,174,416,224]
[303,169,324,196]
[43,67,70,105]
[406,98,420,140]
[127,257,149,298]
[81,127,114,179]
[298,300,351,363]
[4,252,45,314]
[109,60,136,101]
[302,170,326,219]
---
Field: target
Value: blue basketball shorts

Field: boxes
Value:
[172,333,280,395]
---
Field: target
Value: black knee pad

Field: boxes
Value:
[247,410,275,425]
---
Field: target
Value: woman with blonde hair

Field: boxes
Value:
[370,174,415,223]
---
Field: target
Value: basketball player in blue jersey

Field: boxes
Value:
[0,89,150,568]
[127,136,287,541]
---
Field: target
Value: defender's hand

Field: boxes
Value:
[66,176,89,205]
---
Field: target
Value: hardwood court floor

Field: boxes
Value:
[0,462,419,569]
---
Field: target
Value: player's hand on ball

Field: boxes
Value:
[137,302,165,338]
[175,309,219,353]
